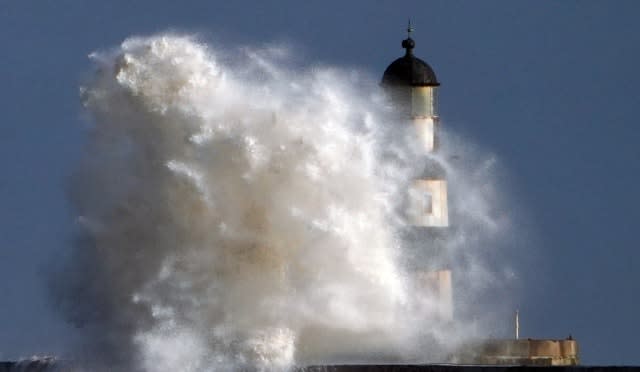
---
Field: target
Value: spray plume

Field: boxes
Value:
[52,34,516,371]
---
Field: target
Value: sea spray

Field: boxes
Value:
[53,34,516,371]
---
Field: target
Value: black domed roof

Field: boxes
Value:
[382,37,439,87]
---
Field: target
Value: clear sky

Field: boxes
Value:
[1,0,639,365]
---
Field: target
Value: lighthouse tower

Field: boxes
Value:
[382,25,452,320]
[382,25,448,228]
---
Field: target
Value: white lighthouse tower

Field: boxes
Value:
[382,24,452,320]
[382,24,448,228]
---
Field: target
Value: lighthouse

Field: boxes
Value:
[382,24,452,320]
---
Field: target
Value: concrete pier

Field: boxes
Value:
[1,361,637,372]
[303,367,637,372]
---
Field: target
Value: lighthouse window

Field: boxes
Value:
[411,87,436,117]
[423,190,433,214]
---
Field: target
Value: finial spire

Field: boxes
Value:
[402,20,415,56]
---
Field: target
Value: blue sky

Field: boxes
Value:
[1,0,639,365]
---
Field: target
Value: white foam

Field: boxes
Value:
[57,34,515,371]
